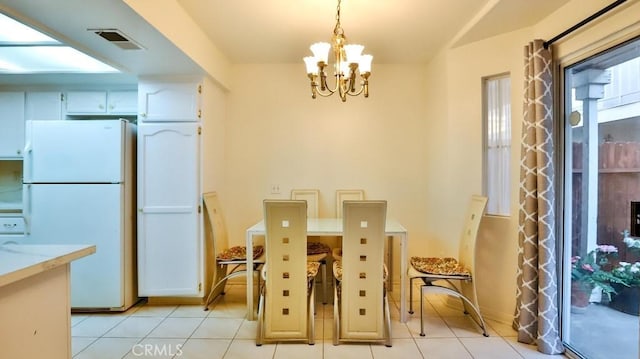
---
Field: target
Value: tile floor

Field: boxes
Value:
[71,284,566,359]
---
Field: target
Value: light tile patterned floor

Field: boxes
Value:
[71,284,566,359]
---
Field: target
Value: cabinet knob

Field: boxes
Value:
[16,149,21,155]
[99,104,105,109]
[141,113,147,118]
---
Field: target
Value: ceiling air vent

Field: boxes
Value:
[89,28,144,50]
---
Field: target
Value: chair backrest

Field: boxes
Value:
[203,192,230,259]
[457,195,488,277]
[340,200,387,340]
[335,189,365,218]
[290,189,319,218]
[263,200,308,339]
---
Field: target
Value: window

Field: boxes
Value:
[483,74,511,216]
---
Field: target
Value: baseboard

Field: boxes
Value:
[146,296,204,305]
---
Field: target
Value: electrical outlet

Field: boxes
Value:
[270,184,280,194]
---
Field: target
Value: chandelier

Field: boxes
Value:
[303,0,372,102]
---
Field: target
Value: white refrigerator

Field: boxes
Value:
[23,119,137,311]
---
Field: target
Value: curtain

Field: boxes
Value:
[513,39,564,355]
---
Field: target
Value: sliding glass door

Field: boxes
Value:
[562,37,640,359]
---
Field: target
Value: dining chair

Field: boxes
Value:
[408,194,489,337]
[335,189,365,218]
[333,189,393,290]
[202,192,265,311]
[332,190,366,261]
[256,200,319,345]
[333,200,391,346]
[291,189,330,304]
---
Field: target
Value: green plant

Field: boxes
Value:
[622,230,640,254]
[571,245,627,300]
[612,262,640,287]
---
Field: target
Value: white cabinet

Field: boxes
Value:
[65,90,137,115]
[138,82,201,122]
[0,92,25,158]
[137,122,201,296]
[26,92,63,121]
[107,90,137,114]
[65,91,107,114]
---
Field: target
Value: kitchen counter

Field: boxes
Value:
[0,244,95,359]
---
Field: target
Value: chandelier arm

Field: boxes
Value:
[314,89,337,98]
[345,84,365,96]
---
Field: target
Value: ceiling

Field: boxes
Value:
[0,0,572,85]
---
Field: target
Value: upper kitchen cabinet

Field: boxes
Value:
[138,82,201,122]
[26,92,63,121]
[65,90,137,116]
[0,92,26,158]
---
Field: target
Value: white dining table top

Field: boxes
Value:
[246,217,407,235]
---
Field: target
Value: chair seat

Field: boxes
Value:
[217,245,264,261]
[307,241,329,262]
[307,261,321,279]
[332,260,388,282]
[410,256,470,277]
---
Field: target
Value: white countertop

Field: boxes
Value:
[0,244,96,287]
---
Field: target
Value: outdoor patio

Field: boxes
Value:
[569,303,639,359]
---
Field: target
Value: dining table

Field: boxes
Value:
[245,217,409,322]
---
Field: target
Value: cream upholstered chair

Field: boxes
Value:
[291,189,330,304]
[256,200,319,345]
[408,195,489,337]
[202,192,265,310]
[333,200,391,347]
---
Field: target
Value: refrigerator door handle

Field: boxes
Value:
[23,184,31,235]
[23,141,32,183]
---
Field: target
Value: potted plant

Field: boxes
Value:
[609,233,640,315]
[571,245,625,310]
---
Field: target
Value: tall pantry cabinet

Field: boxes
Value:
[137,80,203,296]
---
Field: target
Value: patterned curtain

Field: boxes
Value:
[512,39,564,355]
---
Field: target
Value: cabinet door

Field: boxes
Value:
[65,91,107,114]
[0,92,25,158]
[107,91,137,114]
[26,92,62,121]
[138,82,201,122]
[137,123,201,296]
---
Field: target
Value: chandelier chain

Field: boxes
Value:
[334,0,342,35]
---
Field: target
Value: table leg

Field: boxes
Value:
[400,232,407,323]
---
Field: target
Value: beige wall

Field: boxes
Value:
[220,64,429,268]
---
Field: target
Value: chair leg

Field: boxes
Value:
[409,277,415,314]
[333,280,340,345]
[322,261,328,304]
[256,285,265,346]
[384,289,392,347]
[419,284,426,336]
[308,279,316,345]
[203,265,228,311]
[456,292,489,337]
